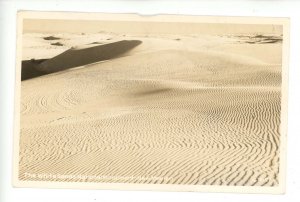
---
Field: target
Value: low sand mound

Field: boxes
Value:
[38,40,142,73]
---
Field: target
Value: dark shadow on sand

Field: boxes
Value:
[134,88,172,96]
[21,59,49,81]
[22,40,142,81]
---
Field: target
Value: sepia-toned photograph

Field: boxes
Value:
[13,12,289,193]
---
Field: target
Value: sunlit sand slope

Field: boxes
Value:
[20,34,282,186]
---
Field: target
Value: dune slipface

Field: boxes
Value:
[19,32,282,187]
[38,40,142,73]
[21,59,48,80]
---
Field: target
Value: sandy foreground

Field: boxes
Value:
[19,31,282,186]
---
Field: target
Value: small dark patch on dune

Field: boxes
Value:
[51,42,64,46]
[254,34,265,38]
[43,36,61,40]
[89,42,103,45]
[238,34,282,44]
[134,88,172,96]
[174,38,181,41]
[260,38,282,44]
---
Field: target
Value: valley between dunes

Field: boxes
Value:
[19,32,282,186]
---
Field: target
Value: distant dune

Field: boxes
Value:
[19,32,282,186]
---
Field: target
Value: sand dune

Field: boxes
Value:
[21,40,142,80]
[38,40,142,73]
[19,33,282,186]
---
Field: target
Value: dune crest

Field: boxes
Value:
[21,40,142,80]
[38,40,142,73]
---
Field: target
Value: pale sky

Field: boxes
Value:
[23,19,283,35]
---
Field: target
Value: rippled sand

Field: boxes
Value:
[19,32,282,186]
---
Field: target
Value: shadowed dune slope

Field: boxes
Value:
[21,59,48,80]
[21,40,142,80]
[38,40,142,73]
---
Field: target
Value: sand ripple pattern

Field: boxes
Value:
[20,47,281,186]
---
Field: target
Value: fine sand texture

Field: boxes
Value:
[19,30,282,186]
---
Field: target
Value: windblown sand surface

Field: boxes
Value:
[19,31,282,186]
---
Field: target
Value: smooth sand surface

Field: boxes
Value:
[20,31,282,186]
